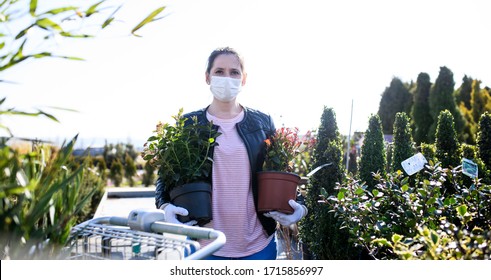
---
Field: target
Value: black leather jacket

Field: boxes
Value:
[154,106,278,236]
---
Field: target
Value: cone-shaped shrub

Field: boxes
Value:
[300,107,350,260]
[392,112,415,173]
[359,114,386,189]
[435,110,460,169]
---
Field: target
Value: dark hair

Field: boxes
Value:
[206,47,245,74]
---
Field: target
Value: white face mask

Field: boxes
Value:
[209,76,242,102]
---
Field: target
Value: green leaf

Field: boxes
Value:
[36,18,63,31]
[337,190,345,200]
[59,32,93,38]
[40,7,78,15]
[15,24,35,40]
[54,55,84,61]
[456,204,467,216]
[131,6,166,37]
[102,5,122,29]
[355,187,364,195]
[372,238,391,247]
[37,109,60,122]
[30,0,37,16]
[430,231,439,244]
[102,17,114,29]
[320,187,328,198]
[427,197,436,205]
[32,52,52,58]
[86,1,104,17]
[391,234,403,243]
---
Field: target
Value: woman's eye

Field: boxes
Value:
[214,70,223,75]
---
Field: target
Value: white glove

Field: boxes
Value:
[159,203,197,226]
[264,200,307,227]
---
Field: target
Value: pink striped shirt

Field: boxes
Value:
[202,110,272,257]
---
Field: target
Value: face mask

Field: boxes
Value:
[209,76,242,102]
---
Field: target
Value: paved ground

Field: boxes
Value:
[93,187,155,218]
[91,186,302,260]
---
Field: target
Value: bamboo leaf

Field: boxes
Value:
[60,32,93,38]
[40,6,78,15]
[102,17,114,29]
[102,5,122,29]
[37,109,60,122]
[52,55,85,61]
[15,24,35,40]
[86,1,104,17]
[36,18,63,31]
[29,0,37,16]
[32,52,52,58]
[131,6,166,37]
[45,106,79,113]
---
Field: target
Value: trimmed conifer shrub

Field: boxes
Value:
[359,114,386,189]
[299,107,353,259]
[392,112,415,173]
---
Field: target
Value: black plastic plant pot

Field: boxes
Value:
[169,181,212,226]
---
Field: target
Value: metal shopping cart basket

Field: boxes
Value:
[68,208,226,260]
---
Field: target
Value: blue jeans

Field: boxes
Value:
[204,237,277,260]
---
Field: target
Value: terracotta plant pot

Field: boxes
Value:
[257,171,301,214]
[169,181,212,226]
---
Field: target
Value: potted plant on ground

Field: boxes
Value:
[142,108,221,226]
[258,127,314,214]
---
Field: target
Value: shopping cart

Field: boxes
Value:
[68,208,226,260]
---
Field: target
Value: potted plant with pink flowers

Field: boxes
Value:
[258,127,315,214]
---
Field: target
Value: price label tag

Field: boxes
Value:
[401,153,428,176]
[462,158,478,178]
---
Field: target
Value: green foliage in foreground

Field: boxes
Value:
[0,136,105,259]
[324,163,491,259]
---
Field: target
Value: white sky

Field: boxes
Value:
[2,0,490,148]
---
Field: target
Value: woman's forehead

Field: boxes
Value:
[212,54,241,68]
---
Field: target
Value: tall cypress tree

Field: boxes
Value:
[300,106,349,260]
[377,77,413,134]
[142,161,156,187]
[429,66,466,142]
[392,112,415,173]
[435,110,460,169]
[411,72,433,145]
[359,114,386,189]
[309,107,344,196]
[477,112,491,170]
[455,75,473,110]
[459,79,485,144]
[124,154,136,187]
[471,80,487,124]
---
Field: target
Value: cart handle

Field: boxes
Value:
[76,214,226,260]
[151,221,226,260]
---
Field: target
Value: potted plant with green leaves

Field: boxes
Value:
[142,108,221,226]
[258,127,314,214]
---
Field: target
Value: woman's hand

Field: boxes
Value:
[160,203,197,226]
[264,200,308,226]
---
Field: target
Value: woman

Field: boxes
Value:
[155,47,307,260]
